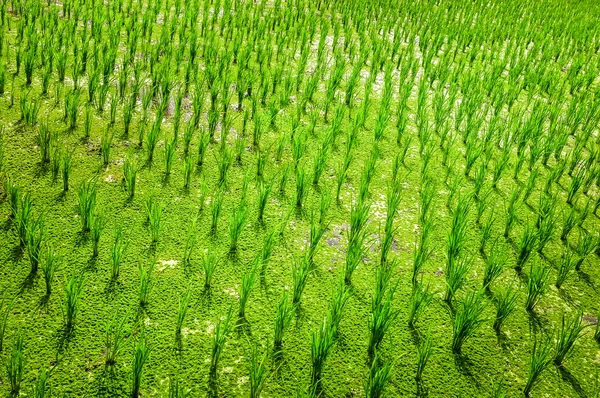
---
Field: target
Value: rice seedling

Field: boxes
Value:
[110,228,128,281]
[327,277,352,336]
[210,308,233,377]
[0,297,14,354]
[308,211,328,265]
[77,179,97,233]
[445,254,473,303]
[148,200,161,243]
[408,282,433,327]
[210,191,223,234]
[183,154,193,189]
[38,122,56,164]
[574,230,596,271]
[32,368,48,398]
[248,344,269,398]
[123,155,138,198]
[238,258,258,318]
[493,285,517,332]
[4,177,20,218]
[525,261,550,312]
[63,274,85,331]
[483,242,506,289]
[524,335,552,396]
[452,289,486,354]
[560,206,577,241]
[554,311,585,366]
[100,126,113,166]
[273,292,295,355]
[105,313,126,366]
[202,249,219,290]
[175,289,191,337]
[61,149,73,192]
[503,188,521,238]
[6,333,24,396]
[256,180,272,222]
[516,222,538,271]
[555,248,576,289]
[229,200,248,251]
[41,246,60,297]
[292,256,311,305]
[164,138,175,176]
[295,167,307,208]
[131,336,150,397]
[217,147,233,188]
[310,317,336,389]
[415,328,433,381]
[90,213,105,258]
[25,214,44,274]
[138,262,155,307]
[368,270,399,358]
[364,352,393,398]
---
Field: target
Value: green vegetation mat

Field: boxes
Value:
[0,0,599,396]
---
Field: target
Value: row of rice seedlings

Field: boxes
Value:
[444,196,471,302]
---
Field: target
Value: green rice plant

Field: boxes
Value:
[32,368,48,398]
[308,211,328,264]
[145,119,161,163]
[560,206,577,241]
[344,227,368,285]
[4,177,20,218]
[183,220,197,265]
[292,256,311,305]
[327,277,352,336]
[238,258,258,317]
[41,246,60,297]
[50,145,61,183]
[493,285,517,332]
[0,296,14,354]
[248,344,269,398]
[164,138,175,175]
[202,250,218,289]
[183,154,193,189]
[61,149,73,192]
[210,191,223,234]
[523,168,539,203]
[83,104,92,140]
[138,261,154,307]
[131,337,150,397]
[483,242,506,289]
[148,200,161,243]
[554,311,585,366]
[110,228,128,281]
[492,148,511,188]
[105,313,126,366]
[503,188,521,238]
[295,167,307,208]
[516,223,538,271]
[555,249,576,289]
[278,164,290,195]
[229,201,248,251]
[451,289,486,354]
[6,333,24,396]
[260,228,277,275]
[77,179,97,232]
[574,230,596,271]
[445,254,473,303]
[38,122,56,164]
[310,317,336,388]
[368,273,399,358]
[123,155,138,198]
[20,92,41,126]
[364,351,393,398]
[524,335,552,397]
[415,328,432,381]
[100,127,113,166]
[168,377,190,398]
[525,261,550,312]
[16,192,33,247]
[273,292,295,355]
[90,213,105,258]
[175,289,191,337]
[408,282,432,327]
[256,181,272,222]
[217,147,232,188]
[197,129,209,167]
[63,274,85,331]
[25,214,44,273]
[210,308,233,377]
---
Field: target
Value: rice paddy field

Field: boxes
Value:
[1,0,600,396]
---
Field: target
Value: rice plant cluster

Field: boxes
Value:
[0,0,599,396]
